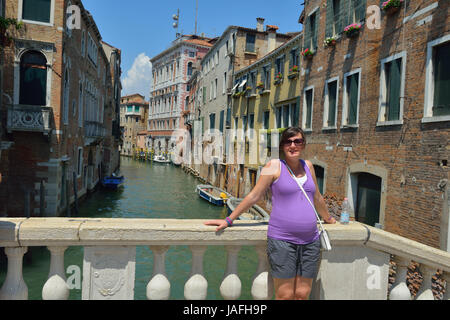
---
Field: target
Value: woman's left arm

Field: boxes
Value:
[305,160,336,224]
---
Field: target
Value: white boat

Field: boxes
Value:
[196,184,230,206]
[226,197,270,221]
[153,155,171,164]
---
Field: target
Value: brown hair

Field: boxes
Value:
[279,127,306,155]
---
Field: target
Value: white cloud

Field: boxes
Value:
[121,53,152,99]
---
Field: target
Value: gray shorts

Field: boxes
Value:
[267,237,321,279]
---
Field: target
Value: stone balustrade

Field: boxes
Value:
[0,218,449,300]
[6,105,53,135]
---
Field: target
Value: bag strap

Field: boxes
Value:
[284,162,325,233]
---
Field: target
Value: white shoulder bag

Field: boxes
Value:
[285,163,332,251]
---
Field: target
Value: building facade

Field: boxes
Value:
[148,34,214,156]
[119,94,148,156]
[0,0,120,217]
[195,19,297,187]
[298,0,449,250]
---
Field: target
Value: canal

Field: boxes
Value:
[0,157,260,300]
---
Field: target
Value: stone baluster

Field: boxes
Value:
[443,272,449,300]
[416,265,436,300]
[0,247,28,300]
[42,246,70,300]
[220,245,242,300]
[184,245,208,300]
[251,245,273,300]
[147,246,171,300]
[389,256,412,300]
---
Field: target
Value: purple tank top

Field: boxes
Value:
[267,159,319,244]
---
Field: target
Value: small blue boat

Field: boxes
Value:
[101,175,125,189]
[226,197,270,221]
[196,184,230,206]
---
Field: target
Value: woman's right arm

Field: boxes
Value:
[204,160,279,231]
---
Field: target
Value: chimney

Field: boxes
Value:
[266,25,279,53]
[256,17,265,32]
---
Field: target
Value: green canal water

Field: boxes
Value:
[0,157,261,300]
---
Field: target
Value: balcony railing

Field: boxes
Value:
[6,105,53,135]
[0,218,448,300]
[84,121,106,138]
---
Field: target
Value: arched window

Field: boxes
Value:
[20,51,47,106]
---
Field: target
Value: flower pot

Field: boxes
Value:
[345,29,360,39]
[384,6,400,15]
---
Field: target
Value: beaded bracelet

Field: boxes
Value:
[225,217,233,227]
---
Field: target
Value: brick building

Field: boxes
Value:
[0,0,121,217]
[298,0,449,249]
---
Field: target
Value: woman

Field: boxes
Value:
[204,127,336,300]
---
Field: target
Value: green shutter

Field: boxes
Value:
[341,0,351,29]
[354,0,367,22]
[303,15,311,50]
[306,90,313,129]
[22,0,51,23]
[325,0,334,38]
[387,59,401,121]
[312,11,320,50]
[219,110,224,133]
[328,81,337,126]
[433,43,450,116]
[348,73,359,125]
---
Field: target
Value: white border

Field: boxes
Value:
[423,34,450,123]
[377,51,406,126]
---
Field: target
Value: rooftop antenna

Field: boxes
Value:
[172,9,180,38]
[195,0,198,35]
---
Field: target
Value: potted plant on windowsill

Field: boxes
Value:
[381,0,404,15]
[256,82,265,90]
[344,23,362,38]
[288,65,299,79]
[274,73,283,85]
[324,37,337,48]
[301,48,315,60]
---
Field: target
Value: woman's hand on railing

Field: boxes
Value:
[204,219,229,232]
[324,216,337,224]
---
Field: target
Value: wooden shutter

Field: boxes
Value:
[306,89,313,129]
[328,81,337,126]
[325,0,334,38]
[387,58,402,121]
[312,11,320,50]
[354,0,367,22]
[303,14,311,50]
[341,0,351,29]
[433,43,450,116]
[348,73,359,125]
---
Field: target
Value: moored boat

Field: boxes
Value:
[153,155,171,164]
[196,184,230,206]
[226,197,270,221]
[101,174,125,190]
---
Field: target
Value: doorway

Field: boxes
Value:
[355,173,382,227]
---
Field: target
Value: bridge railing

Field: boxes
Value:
[0,218,449,300]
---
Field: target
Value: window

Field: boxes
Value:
[21,0,52,24]
[81,30,86,57]
[63,68,69,125]
[275,56,285,77]
[219,110,224,133]
[263,111,270,129]
[276,107,282,128]
[324,77,339,128]
[209,113,216,130]
[379,52,406,124]
[342,69,361,126]
[313,165,325,194]
[77,147,83,177]
[223,72,227,94]
[326,0,343,37]
[289,48,300,70]
[78,82,83,127]
[246,34,256,53]
[283,105,290,128]
[424,36,450,121]
[249,114,254,139]
[249,71,257,95]
[20,51,47,106]
[189,51,195,58]
[303,87,314,130]
[303,9,319,51]
[262,64,271,90]
[187,62,193,76]
[290,102,298,127]
[87,33,98,65]
[214,78,218,99]
[348,0,367,25]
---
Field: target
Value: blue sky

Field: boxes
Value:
[83,0,304,99]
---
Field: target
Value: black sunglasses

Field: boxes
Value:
[283,138,305,146]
